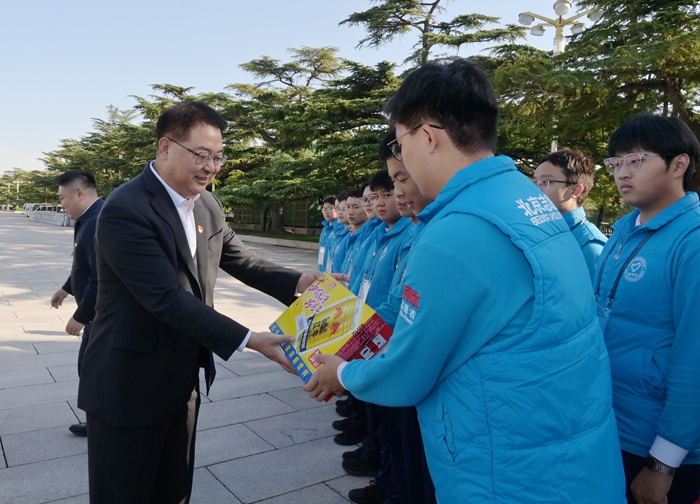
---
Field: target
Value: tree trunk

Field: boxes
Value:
[269,203,285,234]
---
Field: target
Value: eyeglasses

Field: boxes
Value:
[532,179,569,189]
[168,138,228,167]
[387,124,444,162]
[603,152,661,175]
[361,195,377,205]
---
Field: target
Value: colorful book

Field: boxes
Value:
[270,272,393,384]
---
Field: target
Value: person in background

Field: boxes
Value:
[318,196,337,272]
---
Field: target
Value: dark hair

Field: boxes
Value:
[156,101,228,142]
[58,170,97,191]
[336,191,350,203]
[539,149,596,205]
[346,188,364,199]
[384,59,498,154]
[369,168,394,192]
[378,129,397,161]
[323,196,336,206]
[608,112,699,190]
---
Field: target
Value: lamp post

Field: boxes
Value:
[518,1,603,151]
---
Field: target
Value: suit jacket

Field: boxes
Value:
[62,198,104,324]
[77,164,301,428]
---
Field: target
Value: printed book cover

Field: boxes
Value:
[270,272,393,384]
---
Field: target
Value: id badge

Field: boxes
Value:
[358,279,371,303]
[317,246,325,266]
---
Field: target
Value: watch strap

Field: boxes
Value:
[645,455,676,476]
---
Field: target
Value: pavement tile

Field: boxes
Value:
[0,366,55,389]
[48,363,79,383]
[197,394,295,431]
[3,425,87,466]
[191,467,242,503]
[0,350,77,372]
[203,371,300,402]
[222,356,288,377]
[0,380,78,410]
[257,483,350,503]
[324,474,375,501]
[0,453,88,504]
[33,340,81,354]
[47,494,90,503]
[0,402,78,436]
[194,423,274,468]
[268,387,336,412]
[244,405,338,449]
[208,438,349,503]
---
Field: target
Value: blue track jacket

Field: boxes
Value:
[594,192,700,464]
[318,219,336,272]
[563,206,607,280]
[341,156,625,503]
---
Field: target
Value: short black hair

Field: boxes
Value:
[539,150,596,205]
[58,170,96,191]
[346,188,363,199]
[369,168,394,192]
[378,129,397,161]
[336,191,350,203]
[384,59,498,154]
[608,112,699,190]
[156,101,228,142]
[323,196,336,206]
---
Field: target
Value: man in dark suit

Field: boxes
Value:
[51,169,104,437]
[78,102,318,503]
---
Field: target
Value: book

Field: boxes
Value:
[270,272,393,384]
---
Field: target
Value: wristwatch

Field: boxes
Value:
[645,455,676,476]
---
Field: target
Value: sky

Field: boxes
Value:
[0,0,592,174]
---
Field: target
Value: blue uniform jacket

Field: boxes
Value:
[318,219,336,272]
[594,192,700,464]
[348,217,382,294]
[563,206,607,280]
[341,156,625,503]
[324,221,347,273]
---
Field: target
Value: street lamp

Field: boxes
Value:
[518,1,603,55]
[518,1,603,151]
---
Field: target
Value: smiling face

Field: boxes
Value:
[387,157,433,217]
[57,184,84,220]
[156,123,223,199]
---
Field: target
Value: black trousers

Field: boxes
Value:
[622,450,700,504]
[86,387,201,504]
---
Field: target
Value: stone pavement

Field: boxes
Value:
[0,212,370,504]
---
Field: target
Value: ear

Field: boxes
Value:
[670,153,690,179]
[157,137,171,160]
[569,183,585,200]
[422,124,440,155]
[75,186,85,199]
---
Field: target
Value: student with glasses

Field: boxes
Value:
[595,113,700,504]
[318,197,337,273]
[532,149,607,279]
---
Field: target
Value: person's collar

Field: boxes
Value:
[76,197,100,220]
[150,161,200,208]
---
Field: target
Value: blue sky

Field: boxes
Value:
[0,0,592,174]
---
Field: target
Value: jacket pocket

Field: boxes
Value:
[108,330,156,354]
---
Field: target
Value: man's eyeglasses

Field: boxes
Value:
[361,195,377,205]
[532,179,569,189]
[387,124,444,162]
[603,152,661,175]
[168,138,228,167]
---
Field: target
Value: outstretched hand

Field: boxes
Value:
[247,331,296,374]
[296,272,351,294]
[302,353,347,401]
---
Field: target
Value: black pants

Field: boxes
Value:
[77,322,91,377]
[622,450,700,504]
[86,387,201,504]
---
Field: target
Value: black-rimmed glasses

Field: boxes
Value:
[387,124,444,162]
[168,138,228,167]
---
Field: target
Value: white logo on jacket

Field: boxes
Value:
[624,256,647,282]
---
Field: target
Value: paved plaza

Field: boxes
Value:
[0,212,369,503]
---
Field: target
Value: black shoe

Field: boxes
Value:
[335,398,349,407]
[342,456,380,477]
[332,417,353,431]
[69,422,87,437]
[335,402,352,417]
[348,480,385,504]
[333,425,366,445]
[342,445,364,460]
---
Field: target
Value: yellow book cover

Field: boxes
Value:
[270,272,393,383]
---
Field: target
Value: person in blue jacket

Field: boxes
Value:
[305,58,625,504]
[324,191,349,273]
[532,149,607,279]
[318,197,337,272]
[339,188,368,278]
[595,113,700,504]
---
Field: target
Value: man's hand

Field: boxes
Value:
[246,332,296,374]
[296,272,351,294]
[302,353,346,401]
[51,289,69,309]
[65,317,85,336]
[630,467,673,504]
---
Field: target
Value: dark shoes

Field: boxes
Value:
[342,456,380,477]
[69,422,87,437]
[333,425,366,445]
[342,445,364,460]
[332,417,353,431]
[348,480,385,504]
[335,402,352,418]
